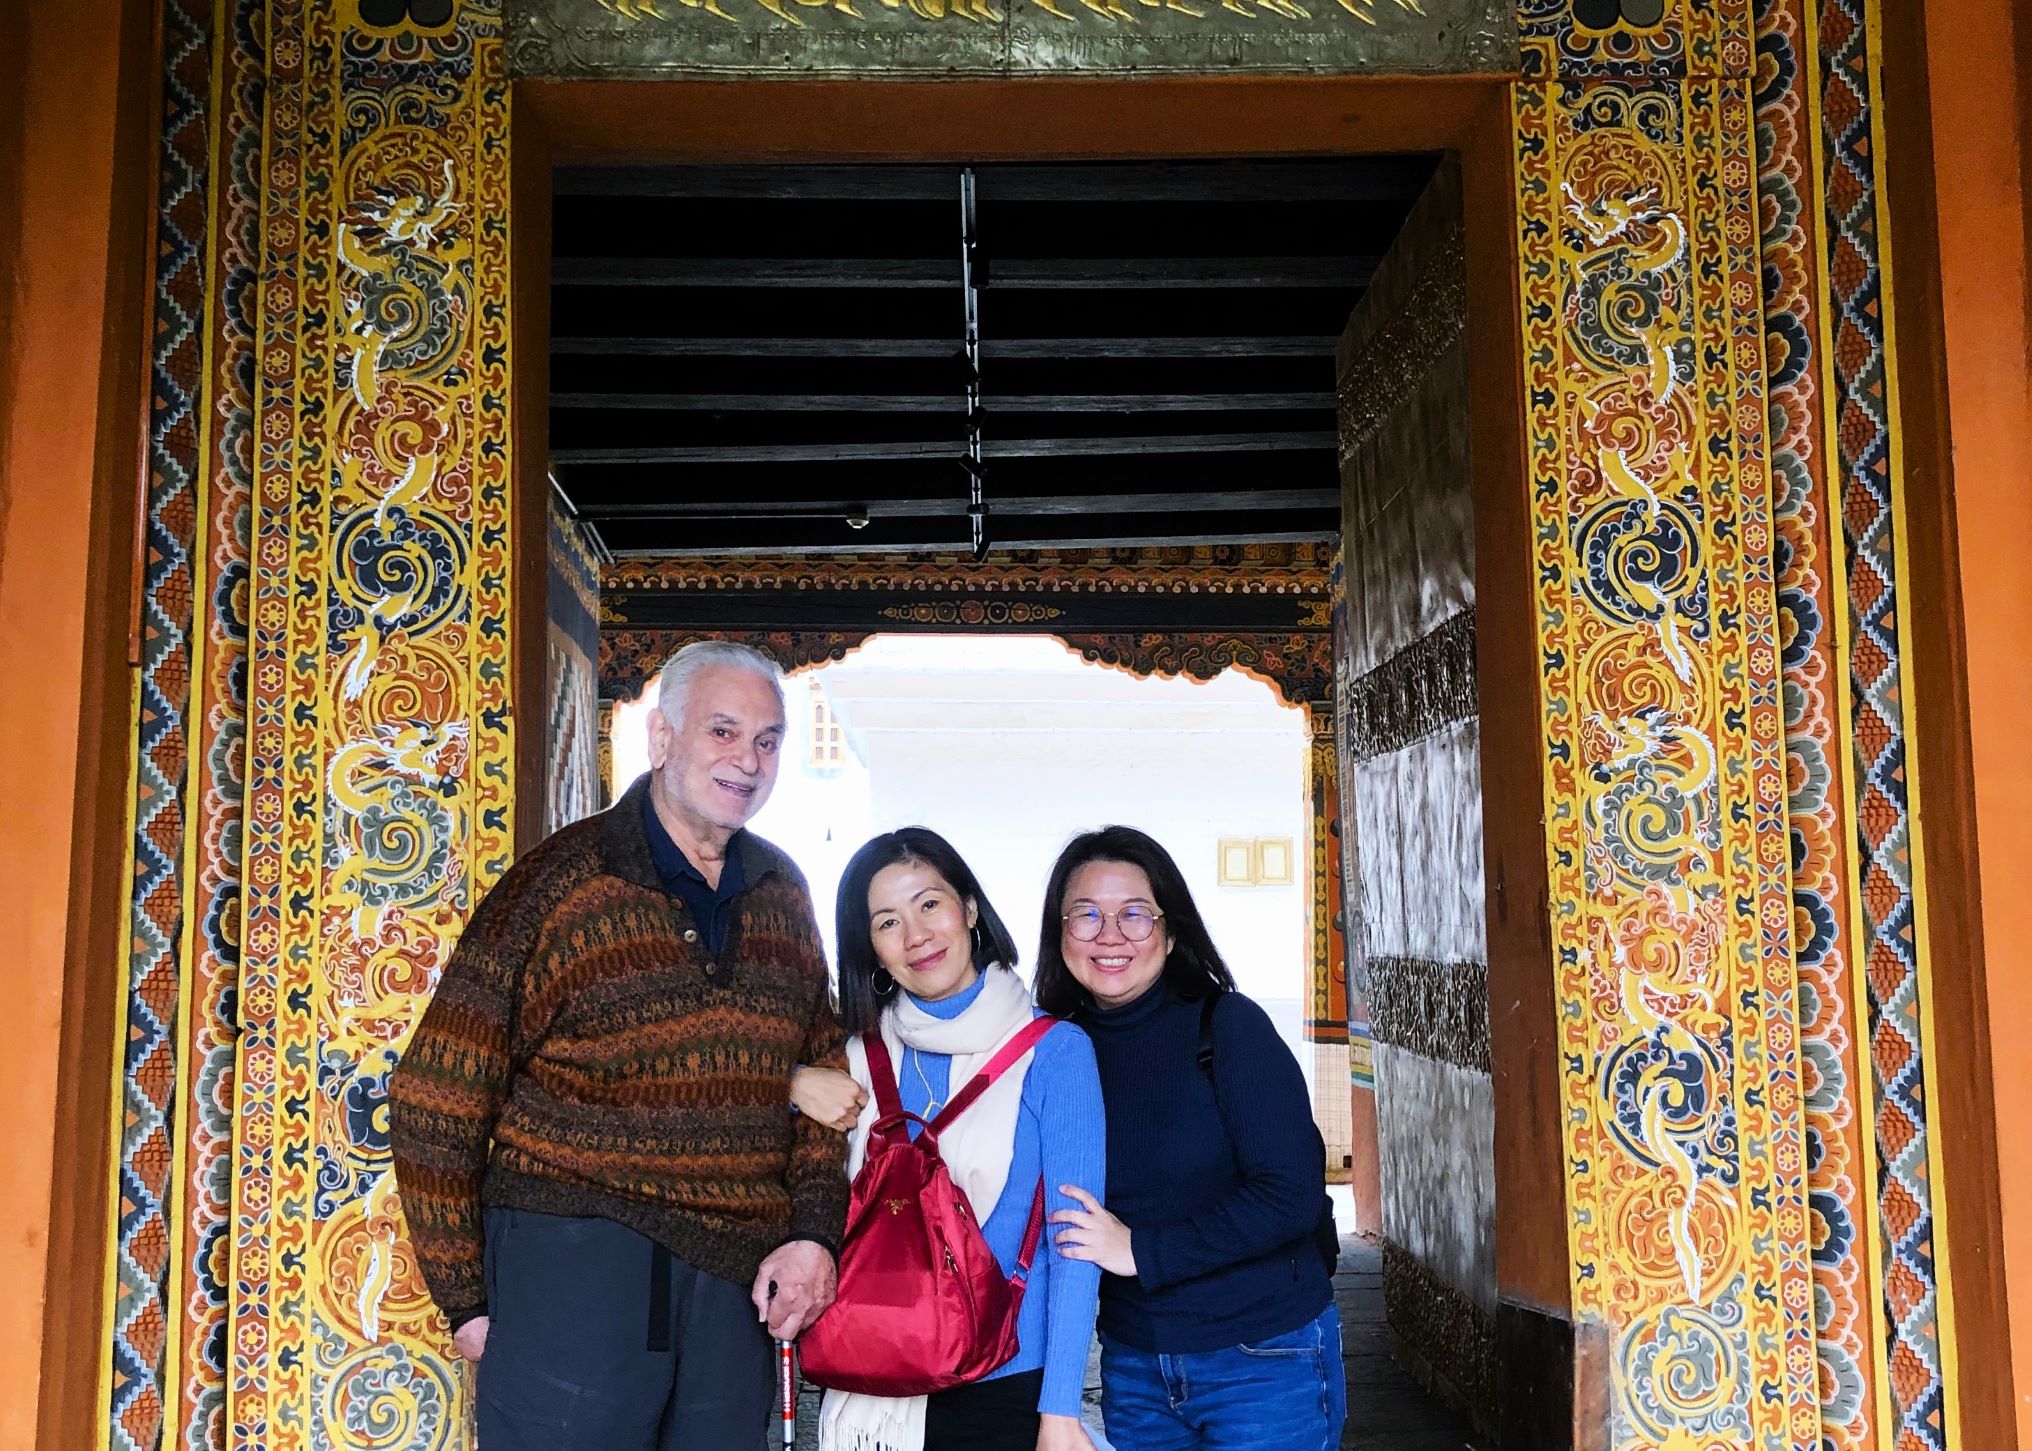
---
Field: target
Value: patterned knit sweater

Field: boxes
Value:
[389,775,849,1320]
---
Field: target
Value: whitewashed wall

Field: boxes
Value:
[612,634,1314,1084]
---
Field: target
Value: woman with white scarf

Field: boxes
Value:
[807,827,1105,1451]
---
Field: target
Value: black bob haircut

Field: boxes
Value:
[1034,825,1236,1018]
[834,827,1021,1036]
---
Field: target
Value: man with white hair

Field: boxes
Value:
[391,640,848,1450]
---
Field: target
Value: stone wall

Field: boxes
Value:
[1333,162,1496,1434]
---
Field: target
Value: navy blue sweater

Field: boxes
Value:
[1083,985,1333,1354]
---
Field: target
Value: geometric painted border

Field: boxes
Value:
[1812,0,1954,1442]
[103,0,265,1446]
[104,0,215,1444]
[544,498,602,836]
[175,0,265,1445]
[1755,0,1884,1443]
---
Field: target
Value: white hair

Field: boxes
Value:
[656,640,785,726]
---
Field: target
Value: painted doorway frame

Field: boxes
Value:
[77,0,2002,1445]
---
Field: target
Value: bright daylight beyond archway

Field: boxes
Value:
[610,634,1319,1094]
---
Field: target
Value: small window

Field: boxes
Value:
[809,681,845,770]
[1217,835,1296,887]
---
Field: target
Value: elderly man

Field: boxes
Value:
[391,640,847,1450]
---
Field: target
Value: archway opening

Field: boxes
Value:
[536,148,1547,1448]
[612,632,1320,1089]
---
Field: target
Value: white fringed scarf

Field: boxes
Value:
[817,964,1042,1451]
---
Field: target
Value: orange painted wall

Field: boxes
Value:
[1347,1082,1383,1235]
[1912,0,2032,1435]
[0,0,155,1444]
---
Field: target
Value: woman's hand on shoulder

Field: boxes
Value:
[789,1065,868,1132]
[1051,1184,1136,1278]
[1036,1413,1097,1451]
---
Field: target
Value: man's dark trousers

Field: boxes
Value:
[476,1207,774,1450]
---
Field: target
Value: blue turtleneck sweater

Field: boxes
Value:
[1081,985,1332,1354]
[892,974,1106,1418]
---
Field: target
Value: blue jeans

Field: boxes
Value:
[1099,1303,1346,1450]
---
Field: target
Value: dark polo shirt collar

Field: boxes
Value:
[637,781,748,956]
[599,773,793,893]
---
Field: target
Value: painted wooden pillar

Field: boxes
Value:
[229,1,513,1444]
[1329,550,1384,1236]
[1305,705,1354,1181]
[597,697,617,809]
[1512,3,1821,1444]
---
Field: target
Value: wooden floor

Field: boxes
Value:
[789,1236,1482,1450]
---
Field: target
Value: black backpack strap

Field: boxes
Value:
[1196,989,1340,1276]
[1197,990,1222,1082]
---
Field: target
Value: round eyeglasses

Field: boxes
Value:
[1062,905,1164,942]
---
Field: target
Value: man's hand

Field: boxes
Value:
[452,1315,490,1362]
[751,1239,836,1339]
[790,1066,868,1133]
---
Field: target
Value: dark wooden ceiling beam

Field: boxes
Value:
[547,158,1399,558]
[1004,336,1338,359]
[552,391,1335,413]
[552,431,1336,466]
[553,257,1375,289]
[557,165,955,201]
[552,335,1339,359]
[554,160,1433,205]
[575,489,1338,520]
[555,258,955,288]
[609,525,1338,558]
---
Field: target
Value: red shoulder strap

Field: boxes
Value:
[1011,1179,1048,1286]
[927,1016,1058,1133]
[861,1034,903,1121]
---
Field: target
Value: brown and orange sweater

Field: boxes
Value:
[389,774,848,1323]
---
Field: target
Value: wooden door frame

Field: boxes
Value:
[507,65,1570,1374]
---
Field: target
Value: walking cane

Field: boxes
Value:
[769,1279,796,1448]
[778,1336,797,1447]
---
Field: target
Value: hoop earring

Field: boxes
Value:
[871,970,898,999]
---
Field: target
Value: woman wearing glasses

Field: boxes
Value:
[1040,826,1345,1451]
[800,828,1105,1451]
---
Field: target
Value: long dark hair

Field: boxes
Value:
[1034,825,1237,1017]
[835,827,1020,1035]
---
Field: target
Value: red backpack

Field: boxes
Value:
[799,1016,1058,1397]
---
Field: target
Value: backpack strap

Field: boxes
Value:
[1194,990,1342,1275]
[926,1015,1059,1133]
[1010,1179,1048,1288]
[1197,991,1222,1081]
[861,1033,905,1122]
